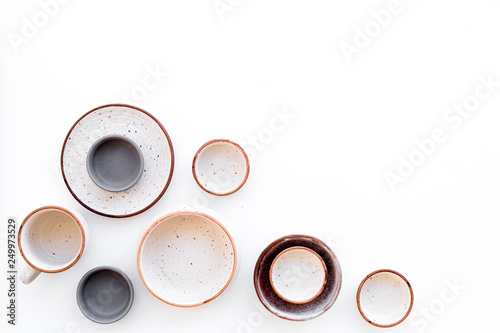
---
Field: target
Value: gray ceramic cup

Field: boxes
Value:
[86,135,144,192]
[76,266,134,324]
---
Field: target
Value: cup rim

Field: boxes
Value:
[192,139,250,196]
[18,206,86,274]
[86,134,145,192]
[269,246,328,304]
[137,211,237,307]
[76,266,134,324]
[356,269,414,328]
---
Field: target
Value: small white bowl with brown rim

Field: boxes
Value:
[192,139,249,196]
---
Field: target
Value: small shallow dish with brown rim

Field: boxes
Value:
[356,269,414,327]
[192,139,249,196]
[254,235,342,321]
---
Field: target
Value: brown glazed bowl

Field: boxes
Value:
[253,235,342,321]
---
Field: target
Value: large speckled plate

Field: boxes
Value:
[254,235,342,321]
[61,104,174,218]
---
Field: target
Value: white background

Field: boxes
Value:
[1,0,500,332]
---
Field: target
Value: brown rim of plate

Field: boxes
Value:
[18,206,86,274]
[269,246,328,304]
[60,104,175,218]
[192,139,250,196]
[253,234,342,321]
[136,211,237,307]
[356,269,414,328]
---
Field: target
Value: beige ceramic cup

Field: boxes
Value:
[18,206,88,284]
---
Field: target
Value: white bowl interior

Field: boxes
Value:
[139,213,236,306]
[358,271,412,326]
[194,141,248,194]
[270,246,327,304]
[20,209,83,271]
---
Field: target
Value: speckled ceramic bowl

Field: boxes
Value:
[254,235,342,321]
[61,104,174,218]
[269,246,327,304]
[137,211,237,307]
[356,269,414,327]
[192,139,249,196]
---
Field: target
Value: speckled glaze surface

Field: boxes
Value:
[137,211,237,307]
[18,206,87,284]
[192,139,249,196]
[269,246,327,304]
[61,104,174,218]
[77,266,134,324]
[357,269,414,327]
[254,235,342,321]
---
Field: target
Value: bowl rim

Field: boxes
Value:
[137,211,237,307]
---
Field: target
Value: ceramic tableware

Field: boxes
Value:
[77,266,134,324]
[137,211,237,307]
[192,139,249,196]
[356,269,414,327]
[269,246,327,304]
[61,104,174,218]
[18,206,87,284]
[86,135,144,192]
[254,235,342,321]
